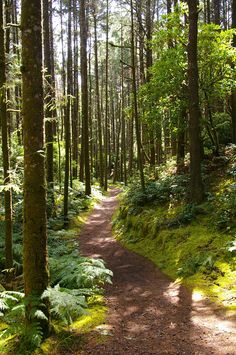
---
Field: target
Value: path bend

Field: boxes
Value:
[79,188,236,355]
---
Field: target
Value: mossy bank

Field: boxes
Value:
[113,156,236,310]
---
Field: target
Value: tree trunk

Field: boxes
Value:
[63,0,72,223]
[131,0,145,191]
[231,0,236,143]
[176,110,186,173]
[12,0,22,145]
[80,0,91,195]
[104,0,109,191]
[72,0,79,180]
[167,0,172,14]
[43,0,55,216]
[0,1,13,273]
[120,27,127,184]
[21,0,49,334]
[207,0,211,23]
[213,0,221,25]
[187,0,204,203]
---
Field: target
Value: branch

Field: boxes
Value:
[6,23,20,28]
[109,42,131,49]
[120,59,132,68]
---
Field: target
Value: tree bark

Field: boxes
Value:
[72,0,79,180]
[231,0,236,143]
[187,0,204,203]
[0,1,13,272]
[43,0,55,216]
[104,0,109,191]
[131,0,145,191]
[93,9,104,187]
[21,0,49,333]
[80,0,91,195]
[213,0,221,25]
[63,0,72,223]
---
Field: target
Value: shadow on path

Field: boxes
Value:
[79,188,236,355]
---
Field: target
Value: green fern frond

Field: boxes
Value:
[0,299,9,312]
[50,253,113,290]
[42,285,87,325]
[31,309,48,322]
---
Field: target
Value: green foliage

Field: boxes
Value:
[114,151,236,307]
[125,174,188,214]
[0,291,44,353]
[139,12,236,154]
[167,204,197,228]
[212,182,236,231]
[42,285,87,326]
[0,290,24,317]
[50,252,113,291]
[177,253,216,277]
[0,179,111,352]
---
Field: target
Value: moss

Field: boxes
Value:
[0,335,16,354]
[35,303,107,355]
[114,202,236,309]
[70,305,107,333]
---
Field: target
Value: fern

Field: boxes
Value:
[42,284,87,325]
[20,321,44,349]
[0,292,44,353]
[50,253,113,291]
[1,321,44,353]
[0,291,24,313]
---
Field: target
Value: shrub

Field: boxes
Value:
[125,174,189,212]
[50,252,113,291]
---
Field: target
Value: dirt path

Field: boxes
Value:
[79,188,236,355]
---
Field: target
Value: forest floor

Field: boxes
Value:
[78,188,236,355]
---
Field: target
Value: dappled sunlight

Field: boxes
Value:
[78,189,236,354]
[163,281,181,304]
[192,290,204,302]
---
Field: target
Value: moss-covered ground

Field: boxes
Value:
[113,154,236,311]
[0,185,109,355]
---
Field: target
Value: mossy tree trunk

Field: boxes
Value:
[131,0,145,192]
[146,0,156,166]
[231,0,236,143]
[0,1,13,273]
[64,0,72,223]
[21,0,49,334]
[93,6,104,188]
[72,0,79,180]
[187,0,204,203]
[104,0,109,191]
[43,0,55,216]
[80,0,91,196]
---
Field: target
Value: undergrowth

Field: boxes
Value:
[114,147,236,309]
[0,183,112,354]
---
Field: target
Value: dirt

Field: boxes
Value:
[78,188,236,355]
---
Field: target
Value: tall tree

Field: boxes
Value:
[93,3,104,188]
[231,0,236,143]
[72,0,79,179]
[0,1,13,273]
[131,0,145,191]
[63,0,72,222]
[21,0,49,333]
[43,0,55,216]
[104,0,109,191]
[80,0,91,195]
[213,0,221,24]
[187,0,204,203]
